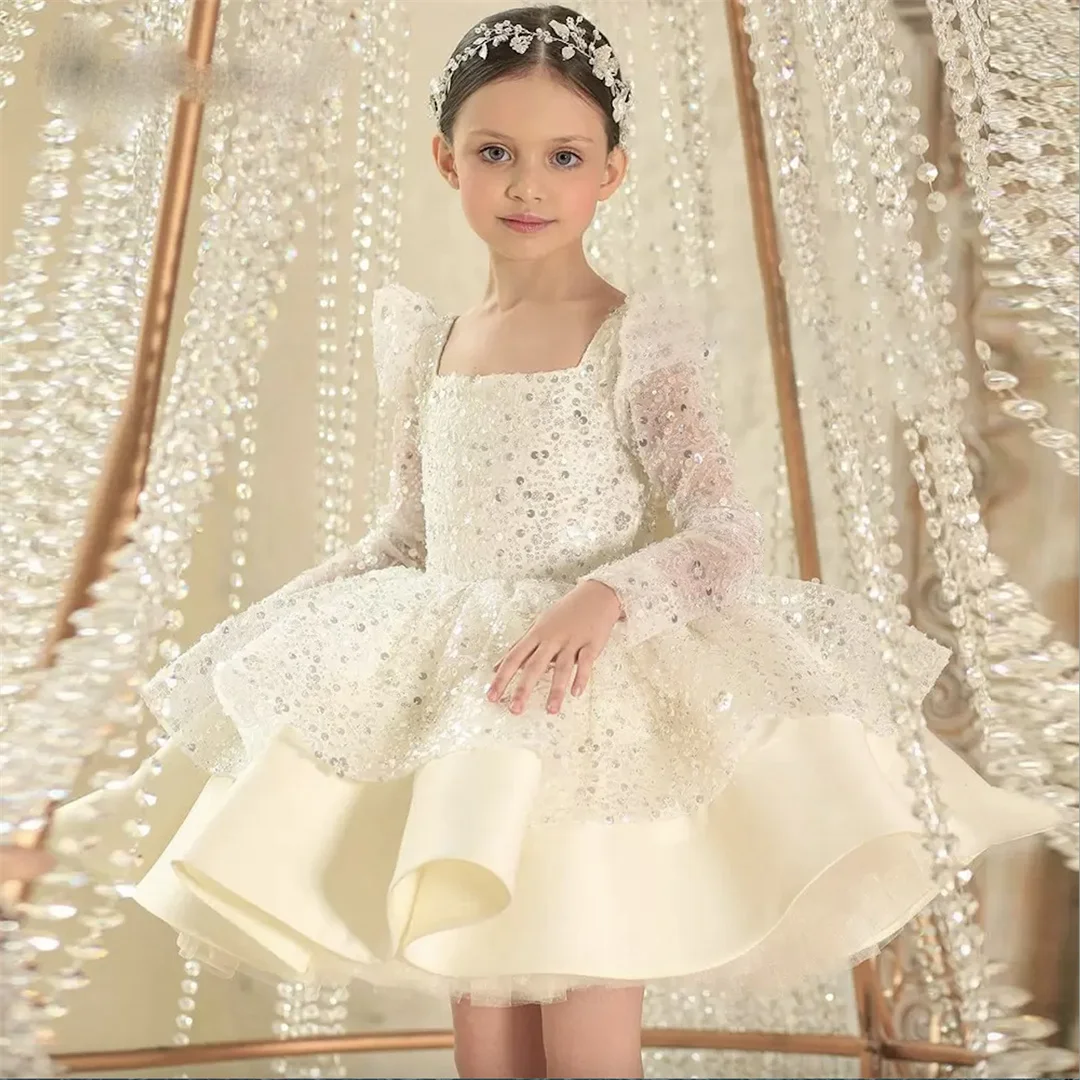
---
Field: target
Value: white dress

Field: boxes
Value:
[59,286,1056,1004]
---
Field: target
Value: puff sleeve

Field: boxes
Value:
[580,294,764,646]
[281,285,434,593]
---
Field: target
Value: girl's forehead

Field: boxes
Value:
[457,71,607,139]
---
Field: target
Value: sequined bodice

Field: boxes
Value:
[420,318,649,583]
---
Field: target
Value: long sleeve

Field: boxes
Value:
[280,286,435,595]
[581,295,764,647]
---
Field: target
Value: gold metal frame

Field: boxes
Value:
[30,0,980,1074]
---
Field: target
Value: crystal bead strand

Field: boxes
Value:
[767,432,793,577]
[316,986,350,1079]
[582,0,638,290]
[745,0,984,1051]
[0,0,220,1048]
[837,0,1020,1049]
[0,0,45,112]
[270,981,305,1078]
[312,84,346,559]
[0,112,77,347]
[0,119,140,699]
[172,958,201,1052]
[808,0,992,1046]
[339,1,381,544]
[372,0,409,288]
[227,0,335,607]
[0,3,325,1065]
[669,0,717,291]
[382,1,408,288]
[855,0,1078,869]
[646,0,691,291]
[1,0,151,898]
[226,364,258,613]
[613,0,641,292]
[577,0,616,280]
[73,0,196,904]
[351,0,411,545]
[927,0,1079,473]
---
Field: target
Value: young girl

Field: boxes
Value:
[62,6,1057,1078]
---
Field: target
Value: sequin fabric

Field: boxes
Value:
[143,285,949,825]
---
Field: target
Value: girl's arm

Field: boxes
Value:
[280,287,433,594]
[580,295,764,647]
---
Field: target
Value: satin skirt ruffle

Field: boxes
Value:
[52,566,1057,1003]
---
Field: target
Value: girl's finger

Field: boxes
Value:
[493,633,527,673]
[546,649,577,714]
[510,643,559,714]
[488,640,536,701]
[571,644,597,697]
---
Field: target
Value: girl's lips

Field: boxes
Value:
[500,216,554,234]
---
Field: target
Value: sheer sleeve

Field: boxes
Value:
[280,285,435,594]
[581,294,764,647]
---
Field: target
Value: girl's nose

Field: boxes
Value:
[507,164,544,202]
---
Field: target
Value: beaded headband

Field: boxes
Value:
[429,16,633,133]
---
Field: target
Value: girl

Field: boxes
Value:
[61,6,1057,1078]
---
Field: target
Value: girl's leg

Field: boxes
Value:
[451,997,547,1079]
[541,986,645,1078]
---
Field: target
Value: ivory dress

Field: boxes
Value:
[64,285,1056,1003]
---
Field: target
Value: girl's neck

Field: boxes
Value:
[482,244,607,313]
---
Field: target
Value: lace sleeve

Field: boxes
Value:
[279,285,435,594]
[581,294,764,646]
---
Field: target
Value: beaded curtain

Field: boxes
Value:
[0,0,1075,1076]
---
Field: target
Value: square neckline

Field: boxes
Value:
[432,296,629,382]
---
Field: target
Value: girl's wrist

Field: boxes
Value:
[579,578,625,619]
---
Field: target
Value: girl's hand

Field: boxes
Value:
[488,580,624,715]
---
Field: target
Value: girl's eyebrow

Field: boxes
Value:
[468,129,596,145]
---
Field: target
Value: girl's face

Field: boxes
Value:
[434,69,626,261]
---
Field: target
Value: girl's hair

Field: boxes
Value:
[436,6,624,151]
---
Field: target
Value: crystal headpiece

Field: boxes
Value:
[429,16,633,132]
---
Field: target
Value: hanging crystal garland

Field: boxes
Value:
[745,0,992,1054]
[817,0,1008,1048]
[270,980,306,1078]
[312,83,346,560]
[269,981,348,1080]
[371,0,408,289]
[925,0,1079,476]
[579,0,639,290]
[668,0,717,292]
[0,0,45,112]
[6,0,227,1045]
[645,0,692,291]
[334,2,379,551]
[348,0,411,545]
[1,5,337,1072]
[0,0,189,1062]
[855,0,1078,870]
[0,16,141,706]
[226,363,258,613]
[1,0,167,864]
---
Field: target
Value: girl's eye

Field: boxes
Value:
[553,149,582,168]
[479,145,510,163]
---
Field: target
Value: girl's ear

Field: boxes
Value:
[597,144,628,203]
[432,134,460,190]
